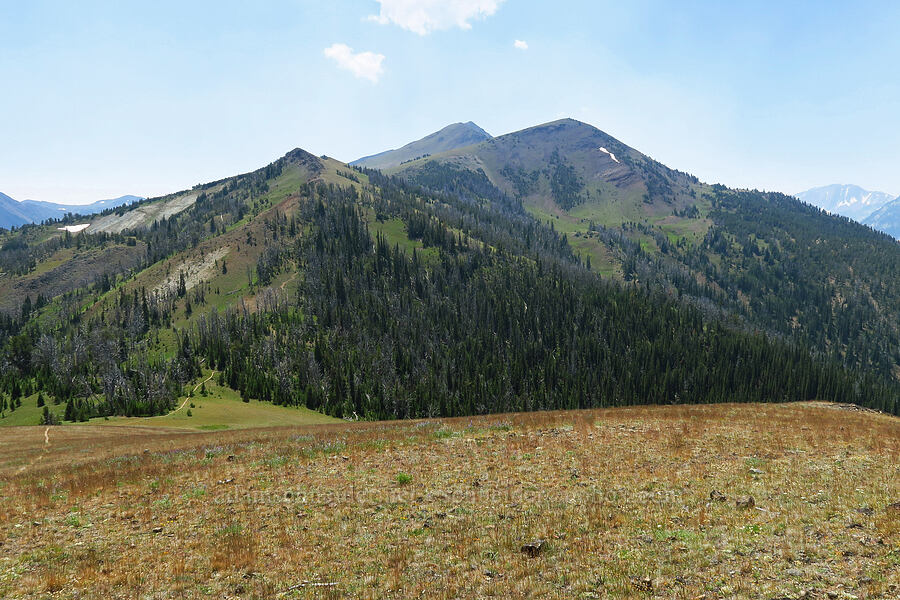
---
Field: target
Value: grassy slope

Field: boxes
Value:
[0,372,339,431]
[0,393,65,427]
[1,403,897,598]
[93,370,340,430]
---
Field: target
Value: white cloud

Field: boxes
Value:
[323,43,385,83]
[513,39,528,50]
[368,0,504,35]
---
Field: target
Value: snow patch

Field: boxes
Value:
[58,224,90,233]
[598,147,620,163]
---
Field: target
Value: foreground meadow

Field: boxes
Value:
[0,402,897,599]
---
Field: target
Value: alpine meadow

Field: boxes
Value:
[0,2,898,599]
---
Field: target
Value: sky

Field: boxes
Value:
[1,0,899,204]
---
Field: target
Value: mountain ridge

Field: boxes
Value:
[350,121,491,170]
[863,197,900,239]
[0,193,142,229]
[0,119,898,425]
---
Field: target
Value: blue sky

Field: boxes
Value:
[2,0,899,203]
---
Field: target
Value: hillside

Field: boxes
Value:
[391,119,900,379]
[1,403,897,598]
[351,121,491,170]
[0,123,898,428]
[864,197,900,239]
[0,193,140,229]
[796,184,895,222]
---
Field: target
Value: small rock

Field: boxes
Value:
[630,576,653,592]
[521,539,546,557]
[217,477,235,485]
[226,455,235,462]
[709,490,727,503]
[735,496,755,509]
[152,526,163,534]
[31,521,41,527]
[786,568,802,577]
[749,468,764,475]
[483,569,496,579]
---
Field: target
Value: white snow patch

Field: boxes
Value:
[58,224,90,233]
[598,147,620,163]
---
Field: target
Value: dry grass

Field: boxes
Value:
[0,402,897,599]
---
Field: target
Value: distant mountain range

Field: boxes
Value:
[863,197,900,239]
[350,121,491,170]
[0,192,141,229]
[795,184,896,224]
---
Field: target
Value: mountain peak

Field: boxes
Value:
[351,121,492,170]
[795,184,896,223]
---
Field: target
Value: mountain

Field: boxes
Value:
[391,117,698,213]
[350,121,491,170]
[863,197,900,239]
[795,184,895,222]
[0,192,37,228]
[390,118,900,379]
[0,193,141,229]
[0,122,898,425]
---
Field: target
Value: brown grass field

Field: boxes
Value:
[0,402,897,599]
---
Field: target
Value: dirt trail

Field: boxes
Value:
[279,270,298,292]
[172,370,216,414]
[16,426,50,474]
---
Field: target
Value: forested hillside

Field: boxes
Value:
[0,144,896,423]
[395,119,900,382]
[192,174,897,418]
[2,116,900,424]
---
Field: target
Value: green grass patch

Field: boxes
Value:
[0,393,66,427]
[87,370,340,430]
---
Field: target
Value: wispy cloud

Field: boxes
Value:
[367,0,504,35]
[514,39,528,50]
[323,43,385,83]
